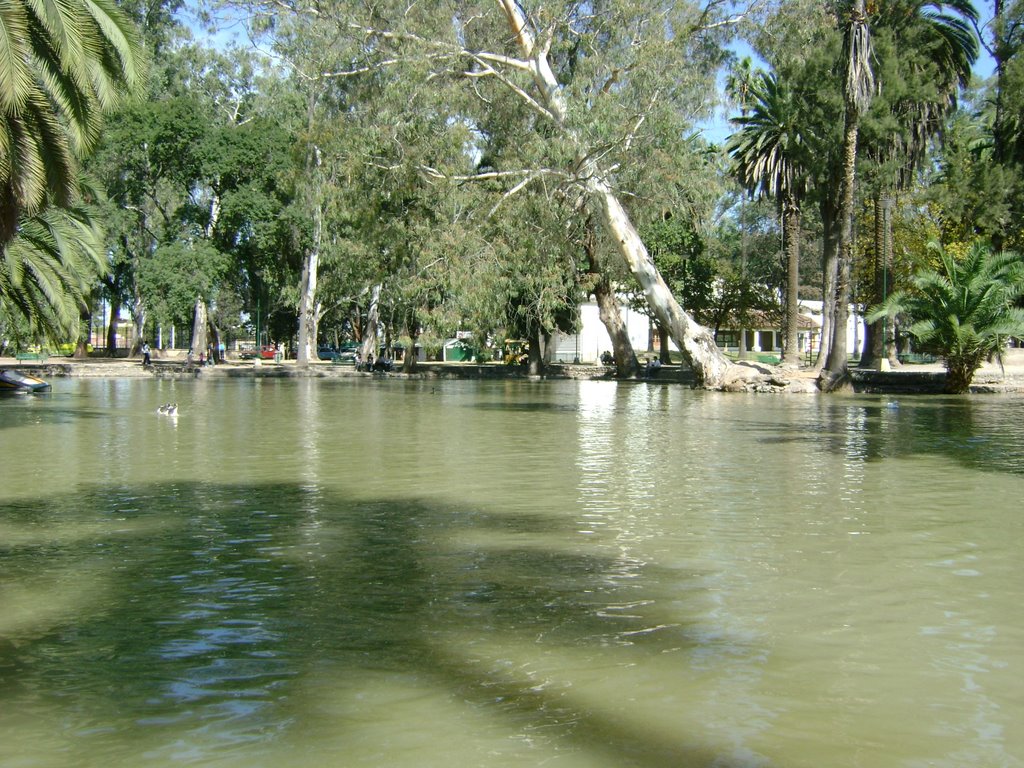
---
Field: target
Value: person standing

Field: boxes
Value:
[141,341,151,366]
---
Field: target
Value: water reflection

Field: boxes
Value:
[1,381,1022,768]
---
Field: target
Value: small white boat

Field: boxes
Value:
[0,369,51,393]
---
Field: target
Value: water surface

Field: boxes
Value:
[1,378,1022,767]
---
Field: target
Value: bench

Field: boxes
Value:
[898,353,938,364]
[15,350,48,362]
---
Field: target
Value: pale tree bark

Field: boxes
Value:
[584,219,638,377]
[360,283,382,364]
[496,0,747,389]
[190,296,209,361]
[594,185,735,387]
[296,147,323,368]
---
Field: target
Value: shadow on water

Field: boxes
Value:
[0,481,759,768]
[749,395,1024,476]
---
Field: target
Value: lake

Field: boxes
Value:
[1,377,1022,767]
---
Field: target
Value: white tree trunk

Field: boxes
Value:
[296,150,323,368]
[361,283,382,364]
[296,243,319,366]
[497,0,743,388]
[595,185,734,386]
[190,297,208,361]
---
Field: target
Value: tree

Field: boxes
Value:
[220,0,772,388]
[727,70,811,365]
[858,0,979,369]
[0,200,106,340]
[0,0,143,244]
[821,0,875,390]
[1,0,143,336]
[868,241,1024,393]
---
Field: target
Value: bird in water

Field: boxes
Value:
[157,403,178,416]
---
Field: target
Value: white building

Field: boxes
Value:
[550,297,863,364]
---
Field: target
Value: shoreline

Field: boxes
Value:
[4,351,1024,394]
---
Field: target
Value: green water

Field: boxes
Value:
[1,378,1022,767]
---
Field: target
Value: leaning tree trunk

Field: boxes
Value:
[498,0,743,390]
[585,220,638,377]
[594,277,638,377]
[595,186,734,387]
[781,194,801,366]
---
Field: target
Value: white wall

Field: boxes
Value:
[553,297,863,363]
[553,300,662,363]
[800,301,866,356]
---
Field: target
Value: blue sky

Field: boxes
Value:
[181,1,998,147]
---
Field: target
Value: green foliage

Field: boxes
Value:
[0,0,144,241]
[868,241,1024,392]
[138,240,228,328]
[727,71,811,205]
[0,197,107,340]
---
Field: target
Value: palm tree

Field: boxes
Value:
[821,0,875,391]
[0,200,107,339]
[0,0,143,244]
[868,241,1024,393]
[727,71,811,365]
[859,0,980,369]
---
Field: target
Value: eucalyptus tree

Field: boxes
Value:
[216,0,775,388]
[727,70,812,365]
[93,92,212,351]
[452,189,582,375]
[582,215,639,377]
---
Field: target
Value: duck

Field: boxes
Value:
[157,403,179,416]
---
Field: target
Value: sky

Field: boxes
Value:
[699,3,997,146]
[180,1,999,148]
